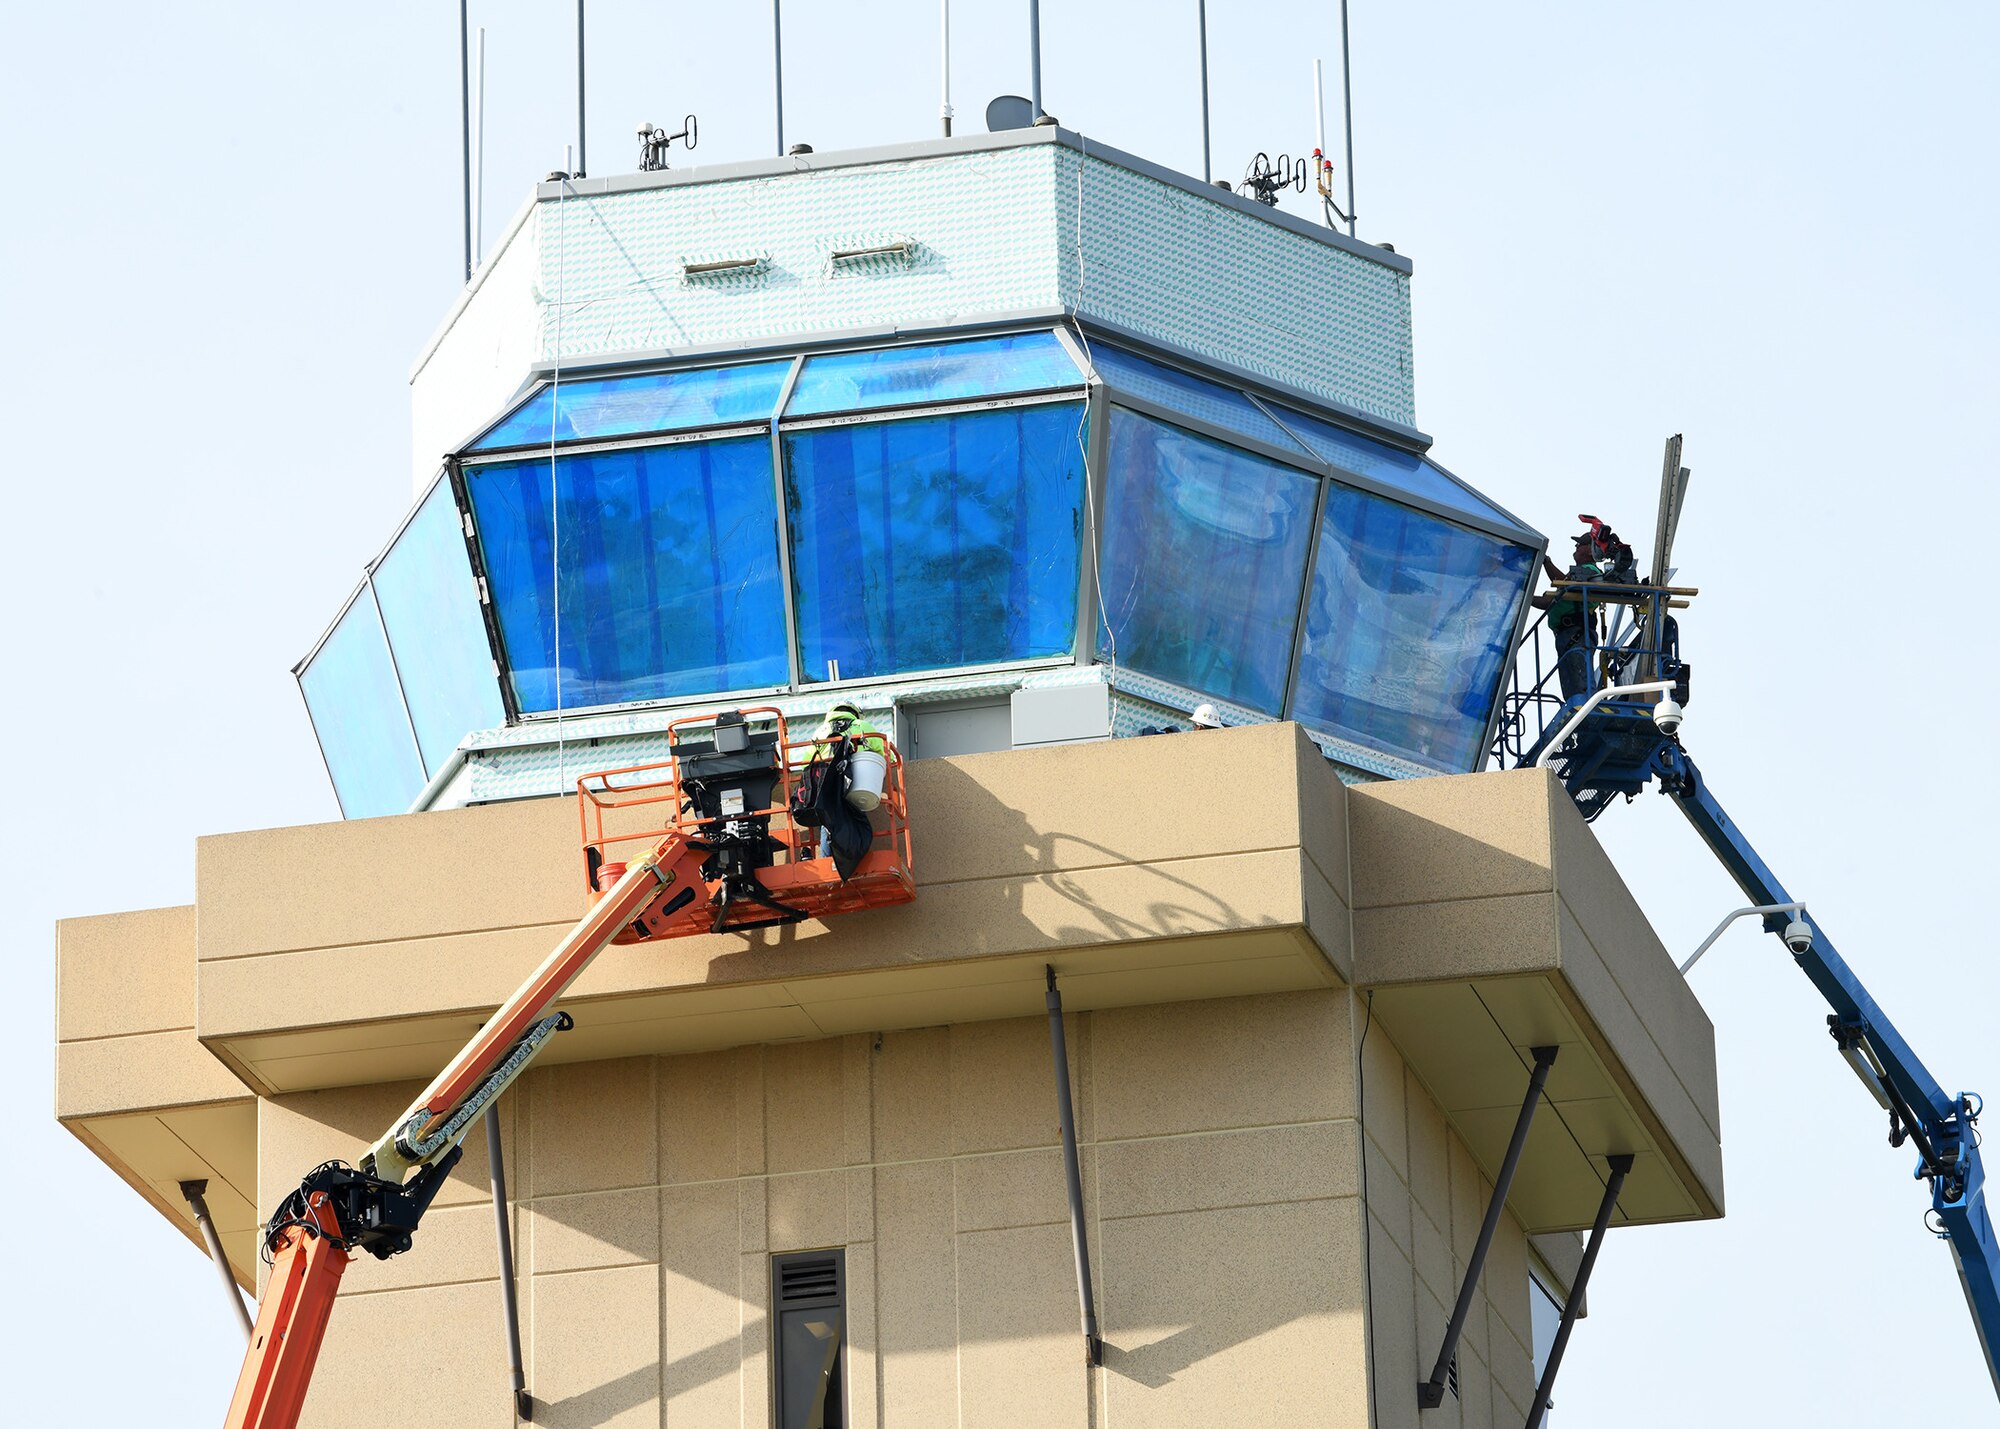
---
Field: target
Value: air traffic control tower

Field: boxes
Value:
[55,127,1723,1427]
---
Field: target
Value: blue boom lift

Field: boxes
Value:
[1493,437,1999,1404]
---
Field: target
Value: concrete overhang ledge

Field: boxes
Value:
[56,725,1721,1271]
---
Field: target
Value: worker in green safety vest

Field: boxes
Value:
[803,702,885,865]
[808,701,885,760]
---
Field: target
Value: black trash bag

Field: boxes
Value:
[804,742,874,882]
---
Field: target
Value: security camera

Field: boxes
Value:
[1784,918,1814,955]
[1652,698,1684,736]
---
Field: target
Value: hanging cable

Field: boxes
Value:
[1069,134,1115,678]
[550,175,569,791]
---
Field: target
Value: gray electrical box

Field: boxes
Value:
[1010,684,1111,749]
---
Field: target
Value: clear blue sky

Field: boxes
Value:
[2,2,1995,1422]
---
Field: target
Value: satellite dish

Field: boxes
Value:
[986,95,1035,132]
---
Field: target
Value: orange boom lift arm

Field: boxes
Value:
[222,709,913,1429]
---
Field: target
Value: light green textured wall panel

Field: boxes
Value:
[533,146,1065,359]
[517,137,1414,424]
[1052,149,1414,426]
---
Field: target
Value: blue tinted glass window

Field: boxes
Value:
[471,359,793,451]
[299,589,427,818]
[1268,404,1533,537]
[786,402,1085,680]
[1096,409,1319,714]
[1088,346,1310,456]
[371,479,506,770]
[466,437,789,711]
[786,332,1081,418]
[1290,484,1533,771]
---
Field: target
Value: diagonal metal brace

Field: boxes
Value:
[180,1179,254,1339]
[1045,966,1103,1367]
[483,1103,534,1422]
[1523,1153,1632,1428]
[1420,1045,1559,1410]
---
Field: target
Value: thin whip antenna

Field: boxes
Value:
[473,27,486,268]
[773,0,785,154]
[1197,0,1212,183]
[1313,58,1327,165]
[1028,0,1043,119]
[459,0,471,282]
[1338,0,1357,236]
[940,0,953,137]
[575,0,587,176]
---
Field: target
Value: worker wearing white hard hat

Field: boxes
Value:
[1190,703,1223,729]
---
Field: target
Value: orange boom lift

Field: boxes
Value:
[222,709,912,1429]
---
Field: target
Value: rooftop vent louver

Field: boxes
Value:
[825,234,918,274]
[680,251,770,283]
[778,1253,841,1304]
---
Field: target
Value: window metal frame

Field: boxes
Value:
[1051,322,1112,671]
[462,353,801,457]
[1083,335,1540,549]
[777,384,1083,433]
[778,329,1085,421]
[775,386,1093,690]
[1090,392,1542,769]
[1278,475,1540,772]
[453,431,799,722]
[770,1248,848,1429]
[1093,401,1327,718]
[459,420,772,468]
[292,578,431,819]
[768,355,809,689]
[419,318,1543,772]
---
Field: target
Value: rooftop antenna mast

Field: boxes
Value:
[1198,0,1212,183]
[575,0,587,177]
[473,26,486,268]
[458,0,472,283]
[1313,42,1357,232]
[773,0,786,154]
[1337,0,1357,235]
[1028,0,1044,120]
[940,0,953,136]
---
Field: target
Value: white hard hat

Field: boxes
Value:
[1191,703,1222,728]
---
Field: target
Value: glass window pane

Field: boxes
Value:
[372,479,506,771]
[785,402,1085,681]
[1290,483,1533,770]
[786,332,1081,418]
[1096,408,1318,714]
[777,1308,844,1428]
[470,359,794,451]
[466,437,790,711]
[299,589,427,818]
[1268,404,1532,535]
[1088,346,1311,456]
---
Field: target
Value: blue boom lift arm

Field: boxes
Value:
[1512,564,2000,1395]
[1500,455,1998,1396]
[1648,740,2000,1391]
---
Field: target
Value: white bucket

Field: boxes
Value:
[845,747,887,811]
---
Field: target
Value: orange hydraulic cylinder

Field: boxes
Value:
[222,1193,350,1429]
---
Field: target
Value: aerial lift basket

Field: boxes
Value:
[577,706,915,940]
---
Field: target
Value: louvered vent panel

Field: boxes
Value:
[779,1255,840,1303]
